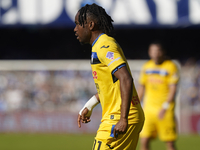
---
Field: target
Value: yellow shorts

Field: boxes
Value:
[140,110,177,141]
[92,121,144,150]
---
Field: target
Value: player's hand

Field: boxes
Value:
[77,107,91,128]
[113,118,128,139]
[158,108,166,119]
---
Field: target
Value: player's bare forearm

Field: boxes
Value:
[119,75,133,120]
[114,66,133,121]
[167,84,177,103]
[159,84,177,119]
[113,66,133,138]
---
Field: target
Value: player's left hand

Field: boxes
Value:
[113,118,128,139]
[158,108,166,119]
[77,107,91,128]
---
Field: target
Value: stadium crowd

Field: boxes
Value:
[0,58,199,114]
[0,70,96,113]
[180,58,200,114]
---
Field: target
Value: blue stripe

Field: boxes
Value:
[92,33,104,47]
[91,52,98,59]
[110,125,118,138]
[146,70,168,75]
[112,64,126,75]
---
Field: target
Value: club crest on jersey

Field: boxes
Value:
[93,71,98,79]
[106,51,114,60]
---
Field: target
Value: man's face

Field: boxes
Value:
[74,12,91,44]
[148,44,164,63]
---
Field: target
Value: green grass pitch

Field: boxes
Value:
[0,133,199,150]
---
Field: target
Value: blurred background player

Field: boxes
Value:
[75,3,144,150]
[138,41,180,150]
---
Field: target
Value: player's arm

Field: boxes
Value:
[113,65,133,138]
[159,84,177,119]
[77,93,100,128]
[159,63,179,119]
[138,84,145,102]
[162,84,177,108]
[138,65,146,102]
[167,84,177,103]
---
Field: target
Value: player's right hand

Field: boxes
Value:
[113,118,128,139]
[77,107,91,128]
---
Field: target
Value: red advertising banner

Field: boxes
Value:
[191,114,200,134]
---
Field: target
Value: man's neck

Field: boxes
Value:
[90,31,104,45]
[154,57,165,65]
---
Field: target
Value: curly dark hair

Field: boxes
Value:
[78,3,114,36]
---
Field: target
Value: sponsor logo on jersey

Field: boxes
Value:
[93,71,98,79]
[148,77,164,84]
[131,95,140,106]
[101,45,110,49]
[106,51,114,60]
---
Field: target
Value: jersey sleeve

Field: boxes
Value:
[167,62,179,85]
[98,41,126,73]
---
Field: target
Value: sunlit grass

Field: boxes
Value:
[0,133,199,150]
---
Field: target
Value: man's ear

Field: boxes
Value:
[88,21,95,31]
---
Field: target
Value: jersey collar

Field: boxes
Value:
[92,33,104,47]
